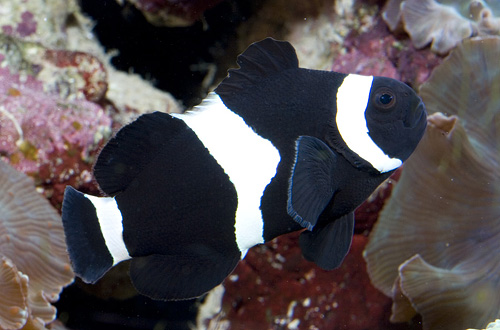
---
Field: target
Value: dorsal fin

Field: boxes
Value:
[215,38,299,97]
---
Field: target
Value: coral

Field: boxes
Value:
[383,0,500,54]
[234,0,382,71]
[330,18,441,87]
[212,232,405,329]
[0,35,116,209]
[232,0,441,86]
[43,50,108,103]
[120,0,225,27]
[0,0,82,47]
[0,0,180,122]
[0,58,112,175]
[0,159,74,329]
[363,36,500,330]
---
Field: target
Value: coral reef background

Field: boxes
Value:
[1,0,497,329]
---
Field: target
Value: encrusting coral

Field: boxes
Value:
[363,36,500,329]
[0,51,113,175]
[0,159,74,329]
[383,0,500,54]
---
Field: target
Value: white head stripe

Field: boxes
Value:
[172,93,280,252]
[84,195,131,265]
[336,74,402,173]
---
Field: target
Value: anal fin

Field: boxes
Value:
[299,212,354,270]
[129,251,241,300]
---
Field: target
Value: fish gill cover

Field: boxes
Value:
[363,36,500,330]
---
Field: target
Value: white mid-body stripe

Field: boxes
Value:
[172,93,280,253]
[84,194,131,265]
[336,74,402,173]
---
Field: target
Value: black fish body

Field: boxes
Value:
[62,38,427,300]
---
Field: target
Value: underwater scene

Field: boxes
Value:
[0,0,499,329]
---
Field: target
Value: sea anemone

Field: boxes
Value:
[383,0,500,54]
[363,36,500,329]
[468,319,500,330]
[0,159,74,329]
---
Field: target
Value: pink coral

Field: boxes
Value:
[16,12,37,38]
[331,19,441,87]
[0,65,112,175]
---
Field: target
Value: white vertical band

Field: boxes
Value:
[84,195,131,265]
[173,93,280,253]
[336,74,402,173]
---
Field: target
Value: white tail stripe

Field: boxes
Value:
[84,195,131,265]
[336,74,402,173]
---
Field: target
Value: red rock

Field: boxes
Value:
[332,18,441,87]
[128,0,225,26]
[44,50,108,103]
[220,233,409,329]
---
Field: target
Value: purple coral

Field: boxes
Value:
[16,11,37,37]
[0,66,112,174]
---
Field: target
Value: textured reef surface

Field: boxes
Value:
[120,0,225,27]
[2,0,499,329]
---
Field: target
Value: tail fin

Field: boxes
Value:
[62,186,113,283]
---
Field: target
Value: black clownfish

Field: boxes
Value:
[61,38,427,300]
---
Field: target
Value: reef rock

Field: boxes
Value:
[233,0,441,87]
[215,233,396,329]
[120,0,225,27]
[0,0,181,205]
[0,39,113,182]
[0,0,180,120]
[364,36,500,330]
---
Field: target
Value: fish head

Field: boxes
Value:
[365,76,427,164]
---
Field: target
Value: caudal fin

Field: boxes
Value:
[62,186,113,283]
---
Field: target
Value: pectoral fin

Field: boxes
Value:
[287,136,337,230]
[299,212,354,270]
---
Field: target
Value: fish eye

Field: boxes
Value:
[379,93,393,105]
[374,89,396,109]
